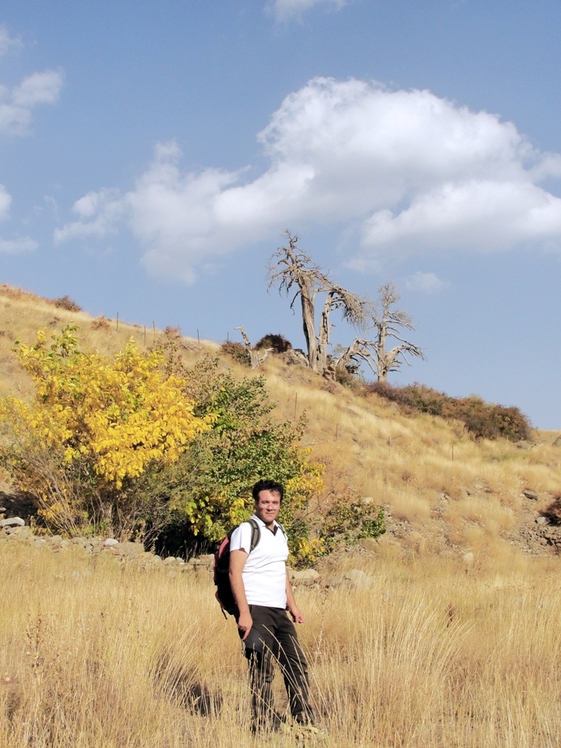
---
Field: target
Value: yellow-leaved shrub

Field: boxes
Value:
[0,326,211,536]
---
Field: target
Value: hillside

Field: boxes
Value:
[1,283,560,566]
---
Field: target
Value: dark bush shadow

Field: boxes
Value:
[152,650,222,717]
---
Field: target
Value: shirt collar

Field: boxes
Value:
[251,513,279,533]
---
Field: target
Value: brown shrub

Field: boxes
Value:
[366,381,531,442]
[220,340,250,366]
[52,295,82,312]
[91,316,111,330]
[255,333,293,353]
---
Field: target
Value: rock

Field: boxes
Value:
[343,569,373,588]
[536,516,548,525]
[325,576,345,588]
[12,527,32,540]
[290,569,320,585]
[0,517,25,528]
[103,538,119,547]
[462,552,475,565]
[119,541,145,558]
[523,489,538,501]
[280,349,308,368]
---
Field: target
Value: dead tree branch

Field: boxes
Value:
[235,326,272,369]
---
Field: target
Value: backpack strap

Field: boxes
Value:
[248,517,261,553]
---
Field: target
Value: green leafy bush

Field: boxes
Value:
[140,357,324,559]
[319,496,386,552]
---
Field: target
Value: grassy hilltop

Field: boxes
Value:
[1,282,559,564]
[1,284,561,747]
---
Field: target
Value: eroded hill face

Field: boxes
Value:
[0,284,560,565]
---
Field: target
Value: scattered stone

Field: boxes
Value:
[523,489,538,501]
[290,569,320,585]
[0,517,25,528]
[325,576,345,588]
[462,552,475,565]
[536,516,548,525]
[103,538,119,547]
[343,569,373,588]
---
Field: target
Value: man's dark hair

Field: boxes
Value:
[252,479,284,503]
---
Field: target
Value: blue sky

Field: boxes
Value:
[1,0,561,428]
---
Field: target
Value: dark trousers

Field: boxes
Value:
[239,605,313,729]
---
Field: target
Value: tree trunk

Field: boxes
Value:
[300,286,318,370]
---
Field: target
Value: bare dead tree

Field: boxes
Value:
[268,231,368,372]
[333,282,425,381]
[235,326,273,369]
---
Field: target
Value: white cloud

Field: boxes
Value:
[55,77,561,282]
[0,184,11,221]
[269,0,349,21]
[0,69,64,136]
[0,184,37,253]
[405,271,447,294]
[0,235,37,254]
[0,26,22,58]
[54,188,125,243]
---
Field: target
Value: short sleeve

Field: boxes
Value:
[230,522,253,554]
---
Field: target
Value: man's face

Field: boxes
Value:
[254,489,281,527]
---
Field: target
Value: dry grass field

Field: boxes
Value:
[1,543,561,747]
[1,284,561,746]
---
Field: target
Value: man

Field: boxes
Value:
[229,479,315,733]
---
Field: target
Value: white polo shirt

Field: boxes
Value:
[230,515,288,609]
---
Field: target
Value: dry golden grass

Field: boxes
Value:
[1,543,561,747]
[1,284,561,744]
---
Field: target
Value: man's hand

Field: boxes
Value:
[288,605,304,624]
[237,610,253,640]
